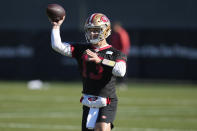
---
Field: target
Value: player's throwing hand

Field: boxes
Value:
[50,16,65,29]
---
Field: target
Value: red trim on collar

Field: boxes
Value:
[92,45,112,51]
[99,45,112,51]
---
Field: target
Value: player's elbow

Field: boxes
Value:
[119,70,126,77]
[51,43,57,50]
[51,43,60,52]
[113,69,126,77]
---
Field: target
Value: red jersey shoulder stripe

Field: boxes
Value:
[71,45,75,57]
[116,59,126,63]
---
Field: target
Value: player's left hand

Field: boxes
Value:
[86,49,101,64]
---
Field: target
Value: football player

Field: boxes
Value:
[49,13,127,131]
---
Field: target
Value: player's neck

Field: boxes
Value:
[92,39,108,48]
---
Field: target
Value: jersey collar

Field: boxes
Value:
[92,45,112,52]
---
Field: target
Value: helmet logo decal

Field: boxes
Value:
[101,16,108,22]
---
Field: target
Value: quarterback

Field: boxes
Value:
[49,13,127,131]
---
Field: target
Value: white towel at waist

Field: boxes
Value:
[86,108,99,129]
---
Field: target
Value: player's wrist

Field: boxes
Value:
[101,59,116,67]
[96,59,102,64]
[53,25,60,29]
[94,57,101,64]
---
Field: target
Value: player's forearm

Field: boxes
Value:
[112,61,126,77]
[51,28,72,57]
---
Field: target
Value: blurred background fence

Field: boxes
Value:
[0,0,197,81]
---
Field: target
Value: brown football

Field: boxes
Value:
[46,4,66,22]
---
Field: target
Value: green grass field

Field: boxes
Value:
[0,81,197,131]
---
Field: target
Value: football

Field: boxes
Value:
[46,4,66,22]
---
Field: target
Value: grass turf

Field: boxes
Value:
[0,81,197,131]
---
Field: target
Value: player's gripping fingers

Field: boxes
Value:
[57,16,65,24]
[51,16,65,28]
